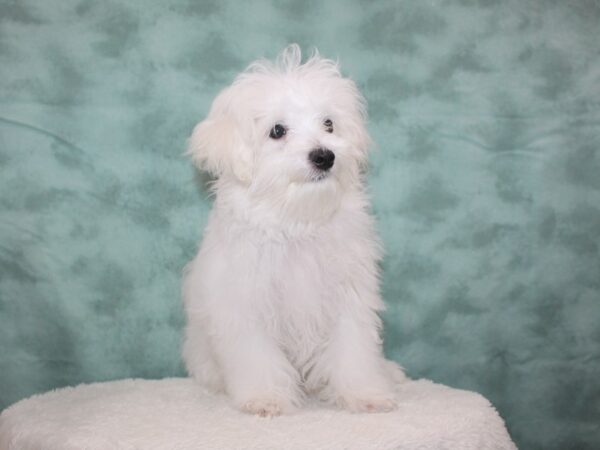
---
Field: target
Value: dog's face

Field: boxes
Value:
[188,46,371,217]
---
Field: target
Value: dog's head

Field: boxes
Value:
[188,45,371,219]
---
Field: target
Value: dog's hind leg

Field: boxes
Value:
[182,320,224,392]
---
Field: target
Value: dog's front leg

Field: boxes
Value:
[320,310,397,413]
[212,325,302,416]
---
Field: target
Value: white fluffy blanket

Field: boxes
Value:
[0,378,516,450]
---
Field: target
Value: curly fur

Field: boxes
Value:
[182,45,405,416]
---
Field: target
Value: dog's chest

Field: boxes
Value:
[258,235,344,352]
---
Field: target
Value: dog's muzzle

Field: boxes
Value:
[308,148,335,171]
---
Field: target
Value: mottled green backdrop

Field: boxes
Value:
[1,1,599,449]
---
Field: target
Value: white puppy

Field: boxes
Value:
[182,45,404,416]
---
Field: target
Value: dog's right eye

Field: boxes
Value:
[269,124,287,140]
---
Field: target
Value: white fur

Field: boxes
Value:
[182,45,405,416]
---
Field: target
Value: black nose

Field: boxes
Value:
[308,148,335,171]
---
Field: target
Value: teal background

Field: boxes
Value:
[1,1,599,448]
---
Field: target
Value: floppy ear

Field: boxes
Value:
[339,79,373,170]
[346,112,373,169]
[187,88,253,183]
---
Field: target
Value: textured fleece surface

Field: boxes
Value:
[0,378,516,450]
[0,1,599,449]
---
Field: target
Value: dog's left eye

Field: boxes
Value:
[324,119,333,133]
[269,124,287,140]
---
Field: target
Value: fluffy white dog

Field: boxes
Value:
[182,45,404,416]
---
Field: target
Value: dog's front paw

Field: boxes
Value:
[240,398,286,417]
[338,392,397,413]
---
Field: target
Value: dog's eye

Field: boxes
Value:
[269,124,287,140]
[324,119,333,133]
